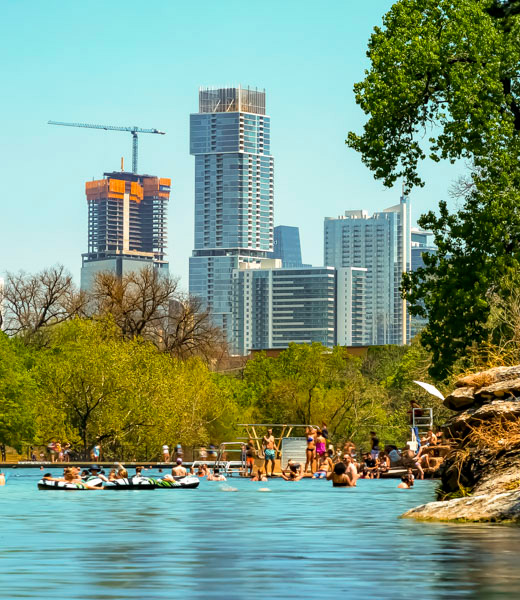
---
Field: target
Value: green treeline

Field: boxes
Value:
[0,316,449,460]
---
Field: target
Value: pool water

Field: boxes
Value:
[1,469,520,599]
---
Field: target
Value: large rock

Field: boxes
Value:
[402,490,520,522]
[455,365,520,389]
[443,386,476,411]
[443,401,520,440]
[475,378,520,401]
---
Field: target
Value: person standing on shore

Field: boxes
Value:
[262,428,276,477]
[162,444,170,462]
[304,427,316,474]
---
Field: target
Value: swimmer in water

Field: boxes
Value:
[397,475,413,489]
[327,462,355,487]
[281,462,303,481]
[0,471,5,486]
[207,467,226,481]
[251,468,268,482]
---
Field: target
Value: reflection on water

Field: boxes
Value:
[1,470,520,599]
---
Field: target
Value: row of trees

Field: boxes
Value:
[0,265,225,361]
[0,304,449,458]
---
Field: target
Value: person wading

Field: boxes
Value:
[262,429,276,477]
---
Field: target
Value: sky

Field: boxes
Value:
[0,0,461,289]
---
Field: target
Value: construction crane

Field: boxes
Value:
[48,120,166,174]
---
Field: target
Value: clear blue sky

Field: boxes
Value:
[0,0,460,288]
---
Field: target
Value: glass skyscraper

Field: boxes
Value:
[268,225,303,268]
[189,86,274,338]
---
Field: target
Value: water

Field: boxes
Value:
[1,469,520,599]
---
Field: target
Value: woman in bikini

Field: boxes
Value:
[304,427,316,473]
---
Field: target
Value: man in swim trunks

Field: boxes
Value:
[262,428,276,477]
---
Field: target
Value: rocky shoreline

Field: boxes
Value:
[403,365,520,523]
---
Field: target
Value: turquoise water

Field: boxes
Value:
[1,469,520,599]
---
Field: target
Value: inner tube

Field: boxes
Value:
[38,479,91,491]
[150,476,200,489]
[103,477,156,490]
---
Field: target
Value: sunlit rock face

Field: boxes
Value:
[405,364,520,522]
[402,490,520,522]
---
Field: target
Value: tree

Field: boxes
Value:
[33,318,235,460]
[153,294,226,361]
[90,266,178,338]
[347,0,520,378]
[0,266,86,337]
[0,333,36,451]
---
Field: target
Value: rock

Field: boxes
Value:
[475,377,520,401]
[443,401,520,441]
[401,490,520,522]
[443,386,476,411]
[455,365,520,389]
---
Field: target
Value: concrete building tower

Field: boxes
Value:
[189,86,274,340]
[81,171,170,289]
[324,195,411,346]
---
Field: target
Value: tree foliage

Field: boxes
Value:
[347,0,520,378]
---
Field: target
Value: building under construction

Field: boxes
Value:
[80,171,170,289]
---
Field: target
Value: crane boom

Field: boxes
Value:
[48,120,165,173]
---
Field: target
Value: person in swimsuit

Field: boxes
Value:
[377,451,390,477]
[398,474,413,489]
[207,467,226,481]
[281,462,303,481]
[251,468,268,482]
[245,438,256,476]
[327,462,355,487]
[0,471,5,486]
[304,427,316,473]
[313,449,334,478]
[262,428,276,477]
[315,430,326,459]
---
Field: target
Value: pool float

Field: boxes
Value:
[37,479,94,490]
[102,476,157,490]
[148,476,200,489]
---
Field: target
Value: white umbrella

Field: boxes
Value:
[413,380,445,401]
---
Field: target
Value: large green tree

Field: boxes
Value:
[347,0,520,378]
[0,333,36,451]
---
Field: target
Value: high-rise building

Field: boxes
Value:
[411,228,436,272]
[268,225,303,268]
[324,195,411,345]
[410,228,437,338]
[81,171,170,289]
[232,263,337,354]
[189,86,274,340]
[336,267,368,346]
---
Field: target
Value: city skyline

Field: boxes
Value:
[0,1,462,289]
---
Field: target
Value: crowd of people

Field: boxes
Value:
[237,421,446,487]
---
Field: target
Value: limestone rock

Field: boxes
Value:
[401,490,520,522]
[475,378,520,401]
[443,401,520,440]
[455,365,520,389]
[443,386,476,411]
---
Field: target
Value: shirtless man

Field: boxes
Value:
[262,428,276,477]
[171,458,187,477]
[344,455,359,486]
[207,467,226,481]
